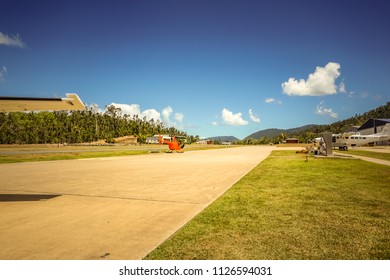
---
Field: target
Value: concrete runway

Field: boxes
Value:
[0,146,275,259]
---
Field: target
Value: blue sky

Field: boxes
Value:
[1,0,389,139]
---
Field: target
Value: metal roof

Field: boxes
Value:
[0,93,86,112]
[358,118,390,131]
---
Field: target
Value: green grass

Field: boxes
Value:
[0,144,236,164]
[145,151,390,260]
[0,150,150,164]
[337,149,390,161]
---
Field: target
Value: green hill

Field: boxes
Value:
[206,136,240,142]
[241,102,390,144]
[245,125,317,140]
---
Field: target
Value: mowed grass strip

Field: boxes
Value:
[145,150,390,260]
[337,149,390,161]
[0,150,149,164]
[0,144,235,164]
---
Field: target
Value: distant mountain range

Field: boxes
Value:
[205,136,240,142]
[207,101,390,141]
[244,124,317,140]
[207,125,316,142]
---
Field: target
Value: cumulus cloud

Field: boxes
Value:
[102,102,187,128]
[88,103,103,114]
[110,103,139,116]
[103,102,186,129]
[282,62,342,96]
[315,101,338,118]
[142,108,161,121]
[221,108,248,126]
[162,106,186,127]
[162,106,173,123]
[106,103,161,121]
[248,109,260,123]
[212,121,218,126]
[265,97,282,104]
[0,66,7,81]
[0,32,26,48]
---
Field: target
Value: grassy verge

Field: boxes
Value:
[0,150,150,164]
[337,149,390,161]
[0,144,235,164]
[145,151,390,260]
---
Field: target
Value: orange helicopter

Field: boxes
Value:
[158,135,186,153]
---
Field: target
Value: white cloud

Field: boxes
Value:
[175,112,184,123]
[315,101,338,118]
[0,66,7,81]
[91,102,186,128]
[221,108,248,126]
[88,103,104,114]
[346,91,371,99]
[339,81,346,93]
[212,121,218,126]
[109,103,140,117]
[0,32,26,48]
[265,97,282,104]
[161,107,186,128]
[162,106,173,123]
[106,103,161,121]
[142,108,161,121]
[248,109,260,123]
[282,62,342,96]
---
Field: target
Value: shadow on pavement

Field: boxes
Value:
[0,194,61,202]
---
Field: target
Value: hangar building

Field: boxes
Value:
[358,119,390,134]
[358,118,390,146]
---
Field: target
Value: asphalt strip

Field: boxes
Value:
[0,146,276,259]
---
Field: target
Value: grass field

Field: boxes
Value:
[337,149,390,161]
[145,150,390,260]
[0,149,150,164]
[0,144,233,164]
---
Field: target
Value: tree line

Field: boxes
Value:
[0,105,190,144]
[1,102,388,145]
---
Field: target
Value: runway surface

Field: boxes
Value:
[0,146,275,259]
